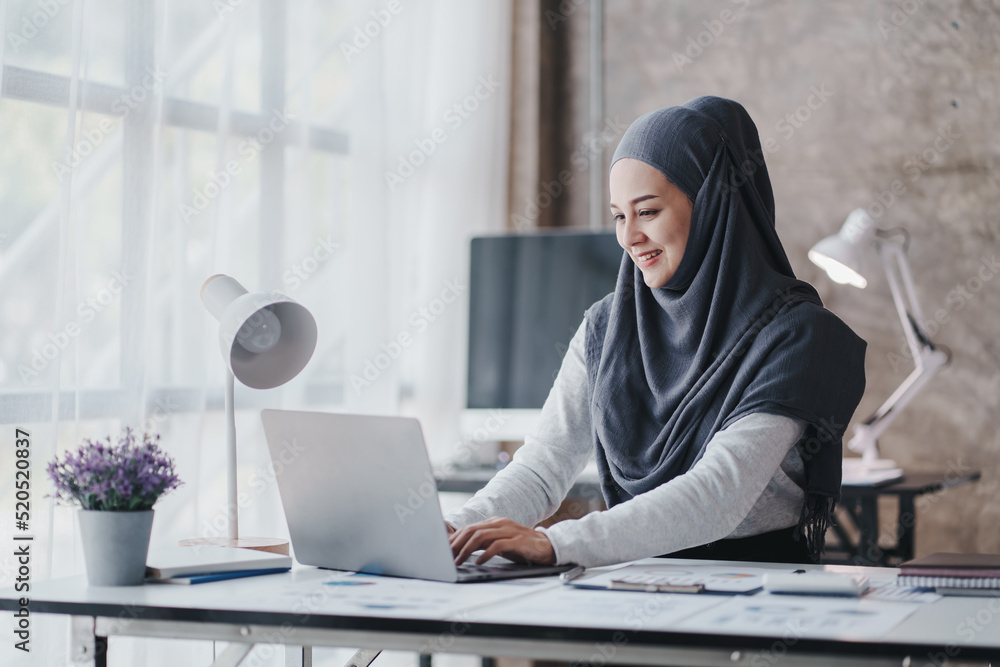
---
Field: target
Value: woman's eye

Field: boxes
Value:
[639,209,658,217]
[612,213,625,223]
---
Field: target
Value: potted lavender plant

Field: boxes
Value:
[47,428,182,586]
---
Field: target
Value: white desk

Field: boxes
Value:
[3,559,1000,667]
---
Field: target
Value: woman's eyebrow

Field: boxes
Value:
[610,193,661,209]
[630,194,660,205]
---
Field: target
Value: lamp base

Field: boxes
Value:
[842,457,904,486]
[846,455,899,471]
[178,537,290,556]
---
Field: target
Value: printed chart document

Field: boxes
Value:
[676,594,921,639]
[569,562,793,594]
[862,572,942,603]
[216,569,560,620]
[461,585,726,629]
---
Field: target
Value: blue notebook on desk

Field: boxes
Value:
[150,567,290,585]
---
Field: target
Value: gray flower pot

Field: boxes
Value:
[78,510,154,586]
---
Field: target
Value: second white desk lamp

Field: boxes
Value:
[809,209,949,473]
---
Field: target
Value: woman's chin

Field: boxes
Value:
[642,271,669,289]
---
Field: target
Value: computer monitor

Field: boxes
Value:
[462,230,623,440]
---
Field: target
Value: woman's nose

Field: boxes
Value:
[621,215,645,245]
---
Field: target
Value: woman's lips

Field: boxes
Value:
[634,249,663,267]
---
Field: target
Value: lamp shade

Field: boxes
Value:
[201,274,317,389]
[808,208,877,289]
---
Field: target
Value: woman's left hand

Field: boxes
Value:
[449,517,556,566]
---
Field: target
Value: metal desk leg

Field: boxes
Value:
[346,648,383,667]
[856,496,881,566]
[285,645,313,667]
[830,506,859,561]
[897,495,917,563]
[71,616,106,667]
[213,643,254,667]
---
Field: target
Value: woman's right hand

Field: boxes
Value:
[449,517,556,566]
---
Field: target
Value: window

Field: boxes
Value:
[1,0,351,424]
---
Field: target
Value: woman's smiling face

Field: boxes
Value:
[610,158,693,289]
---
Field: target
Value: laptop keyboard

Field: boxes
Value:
[458,563,519,573]
[456,560,564,582]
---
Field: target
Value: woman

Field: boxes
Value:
[447,96,866,567]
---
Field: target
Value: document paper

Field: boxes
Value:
[462,586,726,629]
[571,563,788,593]
[676,594,921,639]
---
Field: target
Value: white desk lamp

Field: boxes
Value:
[184,274,318,553]
[809,209,949,472]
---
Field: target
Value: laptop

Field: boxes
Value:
[260,409,573,583]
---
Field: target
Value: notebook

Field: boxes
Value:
[897,552,1000,589]
[146,546,292,580]
[260,409,573,583]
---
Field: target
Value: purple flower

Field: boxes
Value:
[46,428,183,511]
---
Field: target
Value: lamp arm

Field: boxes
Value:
[848,347,948,459]
[226,369,239,540]
[849,240,949,463]
[879,241,931,362]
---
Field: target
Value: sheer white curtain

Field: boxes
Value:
[346,0,512,459]
[0,0,510,664]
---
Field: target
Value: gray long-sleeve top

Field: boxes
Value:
[445,319,808,567]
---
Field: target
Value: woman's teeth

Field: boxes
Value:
[638,250,662,261]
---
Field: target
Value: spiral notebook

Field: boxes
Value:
[897,553,1000,590]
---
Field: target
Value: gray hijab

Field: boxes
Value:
[584,96,867,560]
